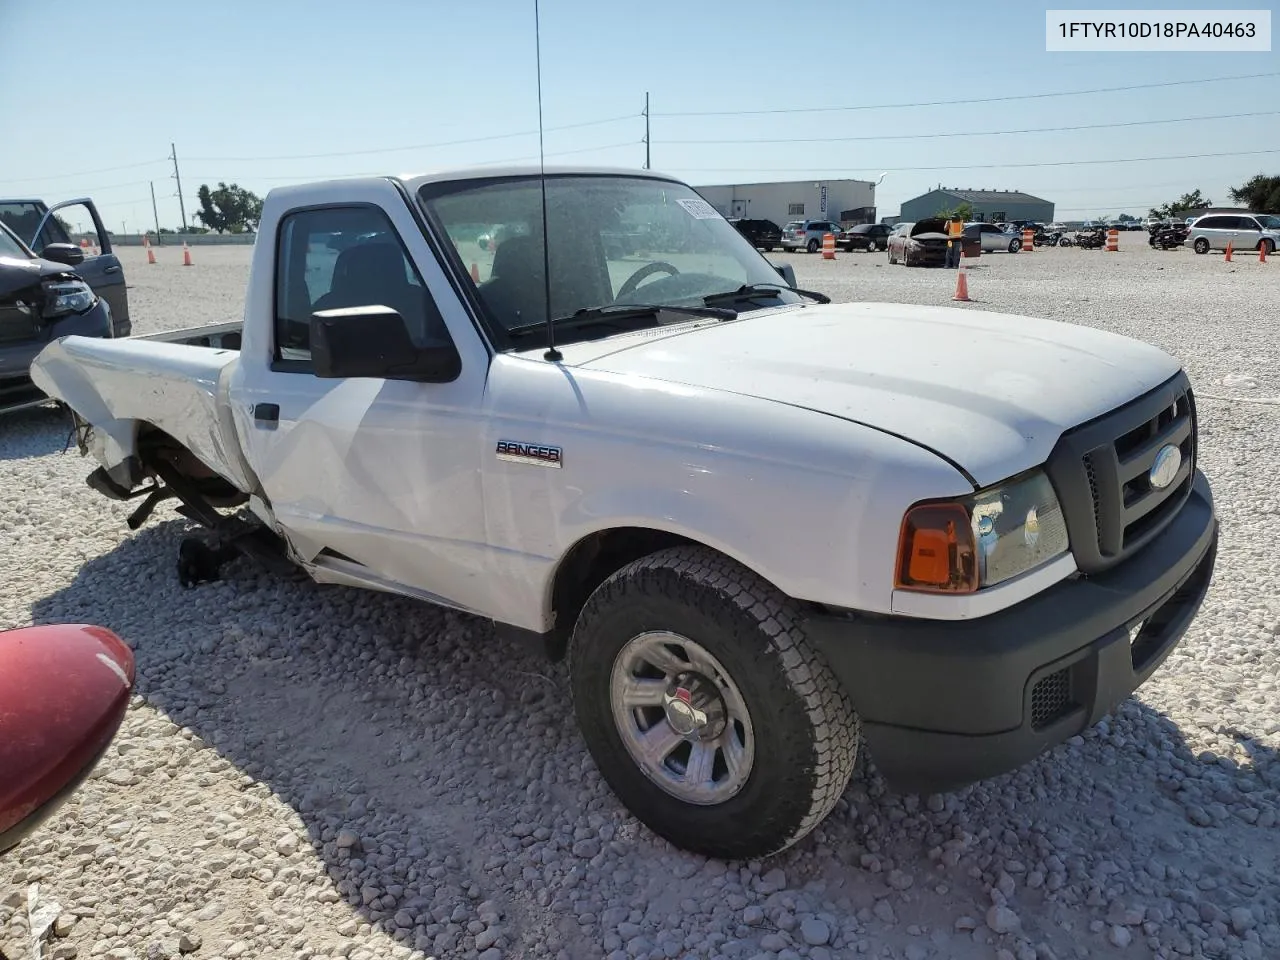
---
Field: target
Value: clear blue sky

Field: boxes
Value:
[1,0,1276,232]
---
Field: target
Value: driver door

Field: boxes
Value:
[228,185,495,615]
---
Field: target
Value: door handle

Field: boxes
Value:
[253,402,280,424]
[103,265,121,274]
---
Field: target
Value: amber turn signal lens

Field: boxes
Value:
[895,502,979,593]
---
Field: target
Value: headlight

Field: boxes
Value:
[895,469,1069,594]
[42,279,97,318]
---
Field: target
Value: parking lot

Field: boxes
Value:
[2,243,1278,960]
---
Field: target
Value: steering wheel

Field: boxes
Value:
[615,261,681,300]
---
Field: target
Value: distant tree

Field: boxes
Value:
[935,200,974,222]
[196,182,264,234]
[1227,174,1280,213]
[1147,189,1212,220]
[1116,213,1137,223]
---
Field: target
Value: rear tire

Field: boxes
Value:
[806,238,820,253]
[568,546,859,860]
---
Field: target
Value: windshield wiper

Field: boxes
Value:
[507,302,737,339]
[701,283,831,307]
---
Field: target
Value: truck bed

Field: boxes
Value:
[136,320,243,351]
[28,330,257,495]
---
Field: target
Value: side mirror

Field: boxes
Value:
[310,305,461,383]
[0,624,135,857]
[771,261,797,288]
[40,242,86,266]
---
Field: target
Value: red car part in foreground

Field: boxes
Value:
[0,624,135,856]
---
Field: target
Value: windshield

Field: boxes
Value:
[0,220,32,259]
[418,173,804,349]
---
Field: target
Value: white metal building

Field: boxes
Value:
[694,179,877,228]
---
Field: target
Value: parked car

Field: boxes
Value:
[886,218,951,266]
[838,223,891,252]
[780,218,843,253]
[964,222,1022,253]
[726,218,782,252]
[0,624,135,856]
[31,164,1217,862]
[0,217,115,414]
[0,197,130,338]
[1184,212,1280,255]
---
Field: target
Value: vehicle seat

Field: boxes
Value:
[312,241,447,342]
[478,235,547,329]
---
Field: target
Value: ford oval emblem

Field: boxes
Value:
[1149,444,1182,490]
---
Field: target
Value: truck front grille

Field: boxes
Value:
[1044,371,1197,575]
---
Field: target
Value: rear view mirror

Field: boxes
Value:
[40,243,86,266]
[771,261,797,288]
[310,305,461,383]
[0,624,135,857]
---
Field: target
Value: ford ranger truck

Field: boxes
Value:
[28,166,1219,861]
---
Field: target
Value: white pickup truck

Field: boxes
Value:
[30,165,1219,861]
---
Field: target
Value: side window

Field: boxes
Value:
[1237,217,1261,232]
[273,205,451,367]
[788,203,805,216]
[1196,216,1225,230]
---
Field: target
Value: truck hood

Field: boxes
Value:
[568,301,1182,488]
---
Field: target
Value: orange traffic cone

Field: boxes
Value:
[470,262,480,283]
[953,265,972,302]
[182,242,193,267]
[1260,243,1268,263]
[1224,241,1233,262]
[144,235,157,264]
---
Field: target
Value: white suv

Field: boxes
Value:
[1185,212,1280,255]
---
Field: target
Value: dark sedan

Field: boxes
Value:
[1,218,114,414]
[838,223,891,252]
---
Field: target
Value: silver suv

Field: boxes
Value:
[780,219,843,253]
[1185,212,1280,255]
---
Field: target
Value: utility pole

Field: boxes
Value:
[150,181,161,243]
[643,92,650,170]
[170,142,188,232]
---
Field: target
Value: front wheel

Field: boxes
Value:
[1008,238,1020,253]
[568,546,859,860]
[1259,238,1275,255]
[806,238,820,253]
[1194,237,1210,254]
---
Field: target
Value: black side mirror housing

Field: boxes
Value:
[771,261,797,288]
[40,242,86,266]
[309,305,461,383]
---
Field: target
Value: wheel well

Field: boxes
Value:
[546,527,697,661]
[136,423,248,509]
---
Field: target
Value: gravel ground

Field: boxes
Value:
[2,240,1278,960]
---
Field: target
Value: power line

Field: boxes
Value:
[2,159,170,185]
[185,113,638,163]
[182,140,641,185]
[651,71,1280,118]
[664,109,1280,146]
[676,146,1280,176]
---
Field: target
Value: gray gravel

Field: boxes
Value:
[2,241,1278,960]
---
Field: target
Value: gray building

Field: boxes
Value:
[695,179,877,228]
[898,188,1054,224]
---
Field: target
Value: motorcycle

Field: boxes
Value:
[1148,223,1189,250]
[1073,227,1106,250]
